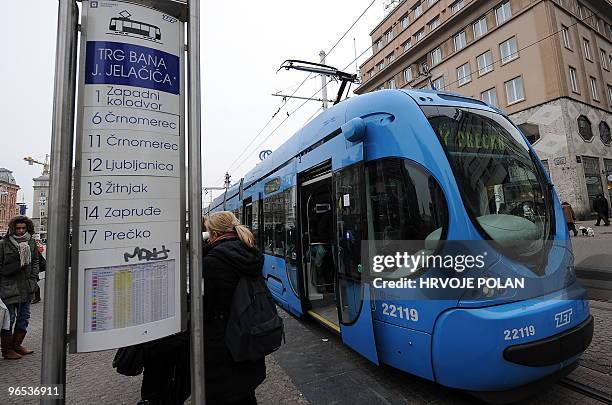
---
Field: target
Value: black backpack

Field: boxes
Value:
[225,275,284,362]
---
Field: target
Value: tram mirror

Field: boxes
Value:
[342,117,366,142]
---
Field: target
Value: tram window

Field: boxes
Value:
[424,105,552,257]
[284,187,300,295]
[284,187,297,262]
[335,163,365,280]
[263,192,286,256]
[252,199,261,249]
[366,158,448,264]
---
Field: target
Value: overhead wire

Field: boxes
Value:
[216,0,379,184]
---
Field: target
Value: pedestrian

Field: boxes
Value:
[593,194,610,226]
[561,201,578,237]
[202,211,266,405]
[31,240,45,304]
[0,215,39,360]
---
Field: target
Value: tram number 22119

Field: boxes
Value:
[381,303,419,322]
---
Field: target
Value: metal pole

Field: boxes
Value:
[41,0,78,403]
[319,50,328,109]
[187,0,205,403]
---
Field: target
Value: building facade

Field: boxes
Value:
[356,0,612,217]
[0,168,20,236]
[32,174,50,242]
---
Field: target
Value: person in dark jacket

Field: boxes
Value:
[0,216,39,360]
[593,194,610,226]
[202,211,266,405]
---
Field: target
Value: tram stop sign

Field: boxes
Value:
[70,0,187,352]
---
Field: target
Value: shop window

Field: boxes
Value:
[600,121,611,146]
[582,156,604,211]
[604,159,612,201]
[577,115,593,141]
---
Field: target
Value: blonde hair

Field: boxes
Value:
[204,211,255,248]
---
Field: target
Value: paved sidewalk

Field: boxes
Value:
[0,280,307,405]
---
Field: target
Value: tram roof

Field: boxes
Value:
[207,89,500,211]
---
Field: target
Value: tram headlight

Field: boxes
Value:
[480,277,506,298]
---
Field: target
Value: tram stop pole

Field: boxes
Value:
[41,0,78,403]
[187,0,206,403]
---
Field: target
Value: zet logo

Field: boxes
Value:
[554,308,573,328]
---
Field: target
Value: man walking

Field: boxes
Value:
[593,194,610,226]
[0,216,39,360]
[561,201,578,236]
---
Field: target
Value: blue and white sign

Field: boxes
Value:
[72,0,185,352]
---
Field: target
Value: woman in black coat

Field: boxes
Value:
[202,211,266,405]
[0,216,39,360]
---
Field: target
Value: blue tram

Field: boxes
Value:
[206,89,593,398]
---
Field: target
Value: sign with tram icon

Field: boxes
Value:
[109,10,162,42]
[70,0,186,353]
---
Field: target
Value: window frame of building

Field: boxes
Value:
[377,61,385,71]
[500,36,519,64]
[577,3,586,19]
[403,39,412,51]
[428,0,438,6]
[601,49,609,70]
[431,47,442,66]
[608,85,612,106]
[367,69,374,79]
[413,3,423,19]
[457,62,471,86]
[401,16,409,29]
[388,78,396,89]
[385,29,394,42]
[428,16,440,31]
[404,67,413,83]
[481,87,498,106]
[387,52,395,64]
[590,76,599,101]
[450,0,465,14]
[454,30,467,52]
[473,17,488,39]
[569,66,580,93]
[505,76,525,105]
[476,50,493,76]
[583,38,592,61]
[600,121,611,146]
[577,115,593,142]
[561,25,572,49]
[495,1,512,25]
[432,75,445,90]
[415,29,425,42]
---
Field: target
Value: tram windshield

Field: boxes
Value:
[423,105,552,258]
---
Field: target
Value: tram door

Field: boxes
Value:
[299,168,339,328]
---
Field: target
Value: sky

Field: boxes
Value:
[0,0,386,214]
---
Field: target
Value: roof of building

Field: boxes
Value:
[0,168,17,185]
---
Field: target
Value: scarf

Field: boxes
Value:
[9,233,32,268]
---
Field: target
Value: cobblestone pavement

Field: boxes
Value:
[0,280,307,405]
